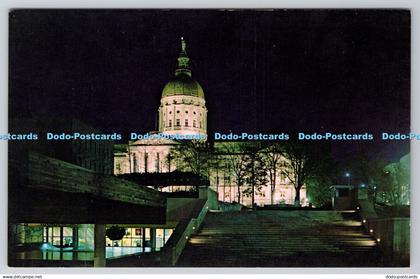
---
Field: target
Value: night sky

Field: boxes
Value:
[9,9,410,162]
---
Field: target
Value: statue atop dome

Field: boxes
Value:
[176,37,191,77]
[181,36,186,52]
[158,38,207,137]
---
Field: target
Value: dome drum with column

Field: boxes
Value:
[158,37,207,137]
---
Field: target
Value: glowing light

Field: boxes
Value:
[189,238,208,244]
[185,236,188,239]
[336,220,361,226]
[345,172,350,177]
[370,229,373,233]
[363,219,366,223]
[377,238,381,242]
[356,206,360,210]
[193,227,196,230]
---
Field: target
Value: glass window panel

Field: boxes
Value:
[164,229,173,243]
[156,229,164,237]
[53,227,60,236]
[52,252,61,260]
[48,230,53,243]
[156,229,164,249]
[52,237,61,246]
[106,237,113,247]
[78,225,94,250]
[63,236,73,246]
[43,227,47,242]
[63,227,73,236]
[132,238,142,247]
[121,237,131,247]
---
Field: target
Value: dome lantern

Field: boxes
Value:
[161,37,205,99]
[158,37,207,137]
[175,37,192,77]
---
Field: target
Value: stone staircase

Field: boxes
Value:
[177,210,385,267]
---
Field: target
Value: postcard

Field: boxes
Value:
[8,9,410,267]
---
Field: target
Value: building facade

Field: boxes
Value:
[114,38,307,207]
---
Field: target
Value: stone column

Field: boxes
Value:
[94,224,106,267]
[142,228,146,252]
[150,228,157,252]
[60,227,64,248]
[72,226,79,250]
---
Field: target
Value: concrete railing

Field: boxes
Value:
[161,186,218,266]
[161,199,209,266]
[9,151,166,207]
[15,151,166,207]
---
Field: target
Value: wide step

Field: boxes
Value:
[177,210,382,267]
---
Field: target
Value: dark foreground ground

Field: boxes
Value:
[177,210,395,267]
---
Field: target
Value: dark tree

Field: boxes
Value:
[281,141,326,206]
[349,154,387,202]
[261,143,283,205]
[305,149,337,208]
[218,142,249,203]
[241,142,268,208]
[169,139,211,179]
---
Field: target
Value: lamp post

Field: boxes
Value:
[345,172,351,186]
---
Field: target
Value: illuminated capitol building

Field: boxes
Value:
[114,38,307,207]
[8,10,409,268]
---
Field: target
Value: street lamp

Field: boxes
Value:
[344,172,351,186]
[360,183,366,188]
